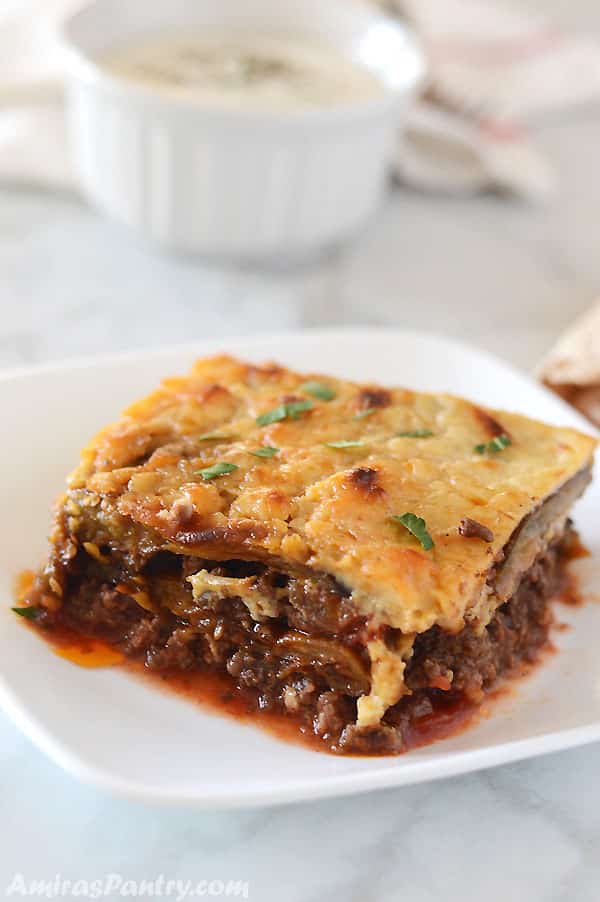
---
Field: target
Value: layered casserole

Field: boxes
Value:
[18,355,596,753]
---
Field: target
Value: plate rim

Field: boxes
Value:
[1,325,596,434]
[2,664,600,809]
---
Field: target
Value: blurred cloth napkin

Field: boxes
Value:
[386,0,600,199]
[0,0,75,189]
[539,300,600,428]
[2,0,600,198]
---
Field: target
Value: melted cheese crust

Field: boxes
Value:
[66,354,596,635]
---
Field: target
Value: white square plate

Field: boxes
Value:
[1,329,599,808]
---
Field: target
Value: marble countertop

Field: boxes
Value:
[3,2,600,898]
[2,106,600,375]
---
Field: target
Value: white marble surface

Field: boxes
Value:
[3,1,600,898]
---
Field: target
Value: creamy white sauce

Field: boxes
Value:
[101,30,384,111]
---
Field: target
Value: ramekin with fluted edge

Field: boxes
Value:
[62,0,425,261]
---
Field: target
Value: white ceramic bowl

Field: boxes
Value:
[62,0,425,261]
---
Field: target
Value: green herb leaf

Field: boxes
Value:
[474,434,512,455]
[391,513,435,551]
[489,434,512,452]
[198,432,235,442]
[397,429,434,438]
[299,381,336,402]
[197,462,239,481]
[324,440,366,450]
[353,408,376,421]
[251,446,280,458]
[285,399,315,418]
[256,399,314,426]
[12,606,41,621]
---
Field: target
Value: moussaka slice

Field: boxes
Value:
[18,355,596,754]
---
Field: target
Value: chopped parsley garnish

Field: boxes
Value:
[299,381,336,402]
[197,462,239,481]
[256,399,314,426]
[12,606,41,621]
[474,434,512,455]
[391,513,435,551]
[251,446,280,458]
[353,408,376,421]
[397,429,434,438]
[198,431,234,442]
[324,440,365,450]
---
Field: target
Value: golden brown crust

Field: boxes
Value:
[60,354,596,635]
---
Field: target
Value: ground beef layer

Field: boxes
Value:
[31,533,572,755]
